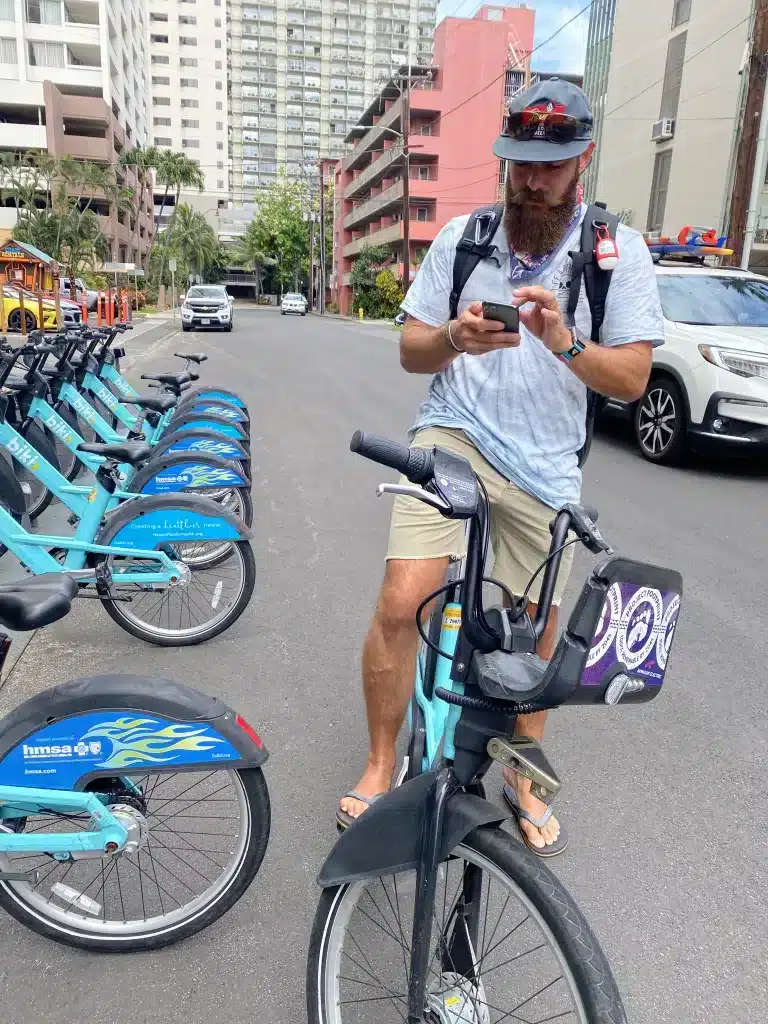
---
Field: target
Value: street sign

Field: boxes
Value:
[168,258,177,272]
[102,262,136,272]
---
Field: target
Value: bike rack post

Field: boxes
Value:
[18,289,26,336]
[0,282,6,334]
[36,290,44,334]
[106,288,114,327]
[97,292,103,326]
[81,293,88,323]
[53,275,61,333]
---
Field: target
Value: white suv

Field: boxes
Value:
[605,263,768,463]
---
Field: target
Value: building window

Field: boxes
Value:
[180,57,197,67]
[154,137,172,146]
[152,96,171,106]
[659,31,686,120]
[414,207,429,221]
[215,18,221,27]
[181,119,199,128]
[217,141,223,150]
[215,39,221,48]
[28,40,64,66]
[180,78,198,87]
[181,98,199,108]
[647,150,673,232]
[149,11,168,23]
[182,138,200,149]
[217,161,224,169]
[671,0,691,28]
[152,76,170,86]
[218,179,224,189]
[26,0,63,25]
[417,166,430,180]
[153,116,171,126]
[216,121,223,130]
[151,54,170,65]
[215,60,222,69]
[179,15,196,25]
[179,36,197,45]
[216,80,222,90]
[150,34,169,44]
[0,37,16,63]
[216,101,223,110]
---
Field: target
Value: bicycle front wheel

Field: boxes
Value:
[0,766,270,952]
[307,826,626,1024]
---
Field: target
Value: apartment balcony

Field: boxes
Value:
[344,95,404,171]
[343,220,402,258]
[344,178,403,230]
[0,123,46,149]
[59,134,112,161]
[345,144,403,199]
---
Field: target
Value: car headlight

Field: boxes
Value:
[699,345,768,379]
[217,304,229,311]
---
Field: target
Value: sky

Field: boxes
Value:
[436,0,590,75]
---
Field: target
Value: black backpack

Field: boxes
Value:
[449,201,620,467]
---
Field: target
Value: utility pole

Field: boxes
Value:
[318,163,327,314]
[401,70,411,296]
[727,0,768,264]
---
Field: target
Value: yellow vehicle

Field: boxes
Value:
[2,286,82,332]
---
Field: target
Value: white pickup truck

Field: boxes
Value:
[59,278,98,311]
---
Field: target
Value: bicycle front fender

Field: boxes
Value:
[317,771,510,888]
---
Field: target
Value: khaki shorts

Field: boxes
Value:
[386,427,574,605]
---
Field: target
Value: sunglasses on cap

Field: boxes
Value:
[502,110,592,145]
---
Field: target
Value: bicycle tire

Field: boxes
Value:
[0,767,270,952]
[307,825,627,1024]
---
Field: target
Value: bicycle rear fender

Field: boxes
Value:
[317,772,510,888]
[129,451,251,495]
[179,386,248,412]
[149,428,250,463]
[168,411,248,441]
[97,492,252,548]
[0,674,268,793]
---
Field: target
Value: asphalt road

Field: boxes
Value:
[0,308,765,1024]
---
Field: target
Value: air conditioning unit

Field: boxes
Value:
[651,118,675,142]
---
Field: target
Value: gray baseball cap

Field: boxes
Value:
[492,78,594,163]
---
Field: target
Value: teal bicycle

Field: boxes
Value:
[0,573,270,951]
[308,432,683,1024]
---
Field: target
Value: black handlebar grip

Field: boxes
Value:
[350,430,434,485]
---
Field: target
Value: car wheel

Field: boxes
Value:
[8,309,37,333]
[182,324,192,332]
[634,376,688,464]
[225,321,233,332]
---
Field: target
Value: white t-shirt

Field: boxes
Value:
[401,204,665,509]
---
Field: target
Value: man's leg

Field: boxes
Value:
[504,603,561,850]
[340,556,449,821]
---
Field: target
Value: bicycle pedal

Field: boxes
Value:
[487,736,561,804]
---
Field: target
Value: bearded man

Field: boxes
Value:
[337,79,664,855]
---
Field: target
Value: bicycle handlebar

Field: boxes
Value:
[350,430,434,486]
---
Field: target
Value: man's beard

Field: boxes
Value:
[503,171,580,256]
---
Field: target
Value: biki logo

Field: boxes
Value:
[5,435,39,470]
[93,384,119,411]
[43,412,74,445]
[69,392,97,424]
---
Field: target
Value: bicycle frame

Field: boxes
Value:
[0,787,128,857]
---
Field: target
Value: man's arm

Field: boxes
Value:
[401,301,521,375]
[513,285,652,402]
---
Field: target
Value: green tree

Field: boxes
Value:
[119,145,158,267]
[231,218,276,298]
[148,204,218,287]
[349,243,392,317]
[374,268,404,317]
[246,174,311,296]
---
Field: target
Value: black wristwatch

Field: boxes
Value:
[558,329,586,363]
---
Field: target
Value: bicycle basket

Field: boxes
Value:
[545,556,683,707]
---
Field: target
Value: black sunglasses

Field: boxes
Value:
[503,110,592,145]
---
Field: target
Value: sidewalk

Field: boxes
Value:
[309,310,395,326]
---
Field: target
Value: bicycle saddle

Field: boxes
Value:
[471,650,549,702]
[130,395,177,414]
[77,440,153,465]
[0,575,78,632]
[174,351,208,363]
[141,373,191,387]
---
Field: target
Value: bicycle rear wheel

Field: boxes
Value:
[307,826,626,1024]
[0,766,270,952]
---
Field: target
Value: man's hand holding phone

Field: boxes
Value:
[449,300,521,355]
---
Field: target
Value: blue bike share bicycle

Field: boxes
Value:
[0,573,270,950]
[307,432,683,1024]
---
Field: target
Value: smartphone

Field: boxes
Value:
[481,301,520,333]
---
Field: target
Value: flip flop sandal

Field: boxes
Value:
[502,784,569,858]
[336,790,384,832]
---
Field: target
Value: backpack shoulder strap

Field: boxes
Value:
[449,202,505,320]
[568,202,620,342]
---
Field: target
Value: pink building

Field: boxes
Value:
[331,4,536,315]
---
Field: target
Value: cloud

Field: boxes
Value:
[436,1,590,74]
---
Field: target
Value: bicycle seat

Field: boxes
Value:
[471,650,549,702]
[174,351,208,363]
[77,440,153,465]
[141,373,191,387]
[0,575,78,631]
[131,395,177,414]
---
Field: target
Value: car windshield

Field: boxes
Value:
[284,293,303,301]
[187,287,225,299]
[657,274,768,326]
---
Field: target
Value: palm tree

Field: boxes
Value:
[232,220,275,300]
[169,204,217,283]
[120,145,158,266]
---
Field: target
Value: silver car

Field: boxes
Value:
[181,285,233,332]
[281,292,307,316]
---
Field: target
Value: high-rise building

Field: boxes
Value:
[330,4,536,314]
[0,0,153,261]
[581,0,616,202]
[227,0,438,206]
[147,0,229,227]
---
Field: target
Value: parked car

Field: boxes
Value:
[181,285,233,332]
[281,292,307,315]
[60,277,98,312]
[604,262,768,463]
[2,286,81,332]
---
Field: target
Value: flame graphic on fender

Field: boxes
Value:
[80,716,225,769]
[182,465,242,487]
